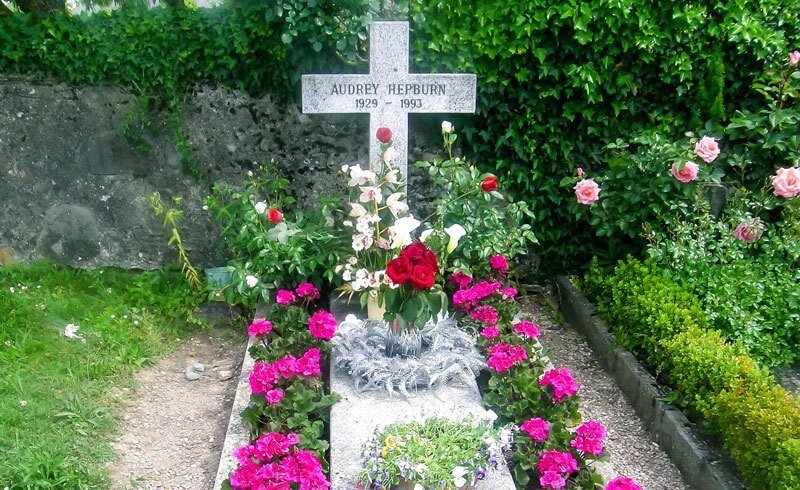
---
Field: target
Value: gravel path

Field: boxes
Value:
[521,294,689,490]
[109,328,245,490]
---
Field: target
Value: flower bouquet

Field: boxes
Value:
[359,415,513,490]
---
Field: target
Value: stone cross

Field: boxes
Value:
[302,21,477,183]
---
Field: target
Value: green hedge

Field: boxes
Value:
[410,0,800,270]
[585,258,800,489]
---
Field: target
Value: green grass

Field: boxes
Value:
[0,262,204,489]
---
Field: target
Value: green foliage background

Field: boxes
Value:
[1,0,798,270]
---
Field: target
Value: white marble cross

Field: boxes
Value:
[302,21,477,183]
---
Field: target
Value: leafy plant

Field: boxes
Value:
[150,191,201,289]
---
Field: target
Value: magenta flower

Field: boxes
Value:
[265,388,285,404]
[276,289,296,305]
[247,318,273,337]
[606,476,643,490]
[514,320,541,339]
[539,368,580,402]
[520,417,550,442]
[295,348,322,377]
[450,271,474,289]
[570,420,606,456]
[500,286,518,299]
[308,310,337,340]
[540,471,567,489]
[489,254,509,274]
[487,342,528,372]
[537,449,578,475]
[480,326,500,339]
[295,282,321,300]
[249,361,277,394]
[471,305,499,326]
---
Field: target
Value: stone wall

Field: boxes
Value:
[0,77,378,269]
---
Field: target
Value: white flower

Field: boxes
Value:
[356,216,372,235]
[349,202,368,218]
[202,205,209,211]
[451,466,468,488]
[414,485,425,490]
[343,220,353,227]
[359,186,382,204]
[444,224,467,253]
[341,164,349,173]
[420,229,435,242]
[254,201,267,214]
[348,166,376,186]
[245,275,259,288]
[352,234,373,252]
[442,121,454,134]
[386,192,408,216]
[389,216,421,248]
[385,169,400,184]
[342,270,353,281]
[19,400,27,407]
[348,256,358,265]
[383,147,398,163]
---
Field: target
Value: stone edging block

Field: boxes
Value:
[554,276,743,490]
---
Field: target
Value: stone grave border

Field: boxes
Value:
[554,276,743,490]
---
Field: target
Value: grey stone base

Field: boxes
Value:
[555,276,743,490]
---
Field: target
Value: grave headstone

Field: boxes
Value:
[302,21,477,185]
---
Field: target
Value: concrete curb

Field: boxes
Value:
[554,276,743,490]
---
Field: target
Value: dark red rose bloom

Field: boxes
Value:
[386,256,412,284]
[481,176,498,192]
[400,242,427,261]
[410,264,435,290]
[376,127,392,143]
[422,249,439,274]
[267,208,283,223]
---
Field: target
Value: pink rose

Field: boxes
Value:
[574,178,601,205]
[489,254,509,274]
[670,161,700,183]
[733,220,764,243]
[790,50,800,65]
[771,167,800,198]
[694,136,720,163]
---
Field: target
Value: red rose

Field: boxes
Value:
[267,208,283,223]
[422,249,439,274]
[400,242,426,261]
[410,264,435,290]
[376,127,392,144]
[386,256,412,284]
[481,176,498,192]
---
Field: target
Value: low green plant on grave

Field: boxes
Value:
[0,262,202,488]
[359,416,514,490]
[150,191,201,289]
[204,162,342,307]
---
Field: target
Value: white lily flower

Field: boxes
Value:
[420,229,435,242]
[254,201,267,214]
[385,169,400,184]
[386,192,409,216]
[444,224,467,253]
[389,216,421,248]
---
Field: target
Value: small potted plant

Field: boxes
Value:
[359,415,513,490]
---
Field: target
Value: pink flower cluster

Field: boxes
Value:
[539,368,579,403]
[480,326,500,339]
[230,432,330,490]
[606,476,642,490]
[489,255,509,275]
[449,271,474,289]
[276,289,297,305]
[486,342,528,372]
[249,348,321,403]
[452,280,502,312]
[308,310,337,340]
[537,450,578,489]
[296,282,321,300]
[500,286,518,299]
[570,420,606,456]
[520,417,550,442]
[248,318,273,337]
[513,320,541,339]
[471,305,499,325]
